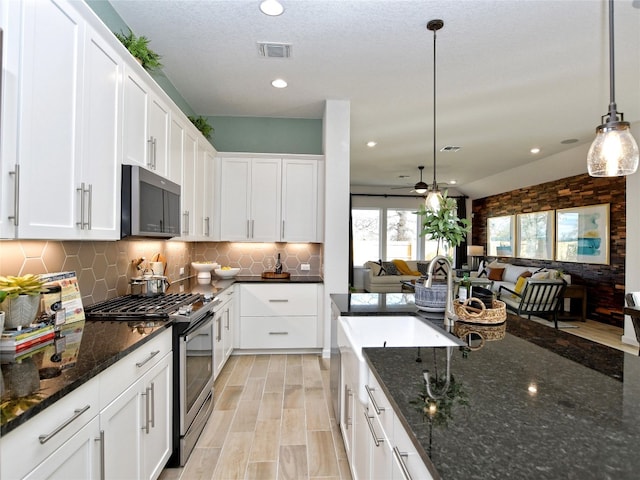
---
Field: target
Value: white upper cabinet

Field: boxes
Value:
[168,117,184,185]
[181,129,198,238]
[122,68,170,178]
[7,0,121,240]
[216,154,323,242]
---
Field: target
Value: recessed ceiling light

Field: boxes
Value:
[271,78,287,88]
[530,147,541,154]
[367,141,377,147]
[260,0,284,16]
[449,180,457,185]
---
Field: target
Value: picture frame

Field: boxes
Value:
[487,215,515,257]
[555,203,610,264]
[517,211,554,260]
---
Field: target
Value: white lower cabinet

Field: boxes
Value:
[0,328,173,480]
[213,286,235,379]
[239,284,320,350]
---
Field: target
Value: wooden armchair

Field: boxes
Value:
[498,279,567,328]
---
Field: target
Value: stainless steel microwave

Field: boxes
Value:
[121,165,181,238]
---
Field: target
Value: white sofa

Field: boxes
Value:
[362,260,422,293]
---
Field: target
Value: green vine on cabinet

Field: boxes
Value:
[114,29,163,71]
[188,116,214,139]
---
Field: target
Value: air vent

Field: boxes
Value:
[258,42,292,58]
[441,145,462,152]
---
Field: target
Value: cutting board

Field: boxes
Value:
[151,253,167,275]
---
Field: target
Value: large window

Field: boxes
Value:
[352,207,448,266]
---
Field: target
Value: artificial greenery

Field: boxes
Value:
[0,274,46,299]
[417,191,471,256]
[188,116,214,139]
[114,29,163,71]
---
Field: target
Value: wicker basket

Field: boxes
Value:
[453,297,506,325]
[453,321,506,350]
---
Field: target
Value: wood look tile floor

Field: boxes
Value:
[160,354,352,480]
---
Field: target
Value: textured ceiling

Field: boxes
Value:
[110,0,640,199]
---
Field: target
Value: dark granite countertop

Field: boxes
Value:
[331,292,419,315]
[234,275,323,283]
[361,319,640,479]
[1,320,171,436]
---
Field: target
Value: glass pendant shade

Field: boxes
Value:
[425,189,442,212]
[587,121,639,177]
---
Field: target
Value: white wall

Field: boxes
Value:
[322,100,350,357]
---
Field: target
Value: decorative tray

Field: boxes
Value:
[261,272,291,279]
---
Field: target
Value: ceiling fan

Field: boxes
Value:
[393,165,449,194]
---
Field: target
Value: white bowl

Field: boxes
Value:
[214,267,240,279]
[191,262,219,279]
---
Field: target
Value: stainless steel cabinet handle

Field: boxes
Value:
[95,430,105,480]
[8,164,19,226]
[217,317,222,341]
[76,183,86,229]
[364,410,384,447]
[142,386,151,434]
[147,137,154,169]
[38,405,91,444]
[149,382,155,428]
[345,386,352,428]
[87,183,93,230]
[183,211,190,235]
[136,349,160,368]
[152,137,157,170]
[282,220,285,239]
[205,216,210,236]
[251,219,254,238]
[393,447,413,480]
[365,385,385,414]
[268,331,289,335]
[268,299,289,303]
[225,309,230,330]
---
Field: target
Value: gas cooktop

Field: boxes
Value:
[85,293,201,321]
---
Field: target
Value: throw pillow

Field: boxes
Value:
[382,261,398,275]
[531,271,549,280]
[514,276,527,294]
[488,259,508,269]
[417,262,430,276]
[488,267,505,281]
[477,260,489,278]
[373,259,386,276]
[519,271,532,279]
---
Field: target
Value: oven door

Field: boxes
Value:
[180,310,215,433]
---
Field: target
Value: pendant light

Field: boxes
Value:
[425,19,444,211]
[587,0,638,177]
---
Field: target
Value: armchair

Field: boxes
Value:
[498,279,567,329]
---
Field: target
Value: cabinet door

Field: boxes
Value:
[100,380,143,480]
[78,27,122,240]
[23,416,101,480]
[223,298,234,362]
[16,0,83,238]
[168,117,184,186]
[250,158,281,241]
[122,66,149,169]
[353,403,371,480]
[200,146,215,238]
[219,158,251,240]
[141,354,172,480]
[281,159,318,242]
[148,94,170,176]
[213,308,225,379]
[181,130,198,237]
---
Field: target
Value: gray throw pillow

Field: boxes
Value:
[381,261,398,275]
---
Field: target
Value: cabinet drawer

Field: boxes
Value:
[0,379,99,480]
[240,316,318,349]
[99,327,172,409]
[241,284,317,316]
[365,372,394,440]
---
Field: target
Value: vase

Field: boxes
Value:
[1,294,40,329]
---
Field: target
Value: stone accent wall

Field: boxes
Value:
[471,173,626,327]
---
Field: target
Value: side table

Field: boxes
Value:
[561,284,587,322]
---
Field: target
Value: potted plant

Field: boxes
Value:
[114,29,163,71]
[188,115,214,139]
[0,274,46,329]
[417,191,471,257]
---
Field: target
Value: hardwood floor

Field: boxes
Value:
[160,318,636,480]
[160,354,352,480]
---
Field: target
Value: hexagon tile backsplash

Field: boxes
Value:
[0,240,323,306]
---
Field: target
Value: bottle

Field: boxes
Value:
[459,273,470,301]
[275,253,282,274]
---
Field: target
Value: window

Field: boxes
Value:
[352,209,381,266]
[386,209,418,261]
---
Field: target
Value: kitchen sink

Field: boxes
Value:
[338,315,463,403]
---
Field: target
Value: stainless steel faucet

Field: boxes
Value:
[425,255,456,327]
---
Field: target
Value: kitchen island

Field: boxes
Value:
[332,293,640,479]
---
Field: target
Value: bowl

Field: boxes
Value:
[214,267,240,279]
[191,262,219,279]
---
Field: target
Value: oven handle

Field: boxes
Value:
[183,310,215,342]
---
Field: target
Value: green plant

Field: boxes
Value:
[114,29,162,71]
[188,116,214,139]
[0,274,46,299]
[411,374,469,427]
[417,191,471,256]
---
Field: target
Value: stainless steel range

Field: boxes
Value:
[85,292,218,467]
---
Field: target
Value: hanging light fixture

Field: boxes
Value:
[414,166,429,194]
[587,0,638,177]
[425,19,444,211]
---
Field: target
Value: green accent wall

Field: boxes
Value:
[207,117,323,154]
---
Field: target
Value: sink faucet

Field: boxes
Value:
[425,255,456,328]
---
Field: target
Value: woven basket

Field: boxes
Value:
[453,297,506,325]
[453,321,506,350]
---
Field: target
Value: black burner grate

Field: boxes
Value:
[85,293,201,321]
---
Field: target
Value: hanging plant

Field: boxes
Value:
[188,116,214,139]
[114,29,163,71]
[417,191,471,257]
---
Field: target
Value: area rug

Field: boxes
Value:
[505,313,624,381]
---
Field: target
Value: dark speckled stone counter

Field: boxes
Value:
[332,293,640,479]
[1,320,171,436]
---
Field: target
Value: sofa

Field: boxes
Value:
[363,260,423,293]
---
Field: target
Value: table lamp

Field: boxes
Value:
[467,245,484,271]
